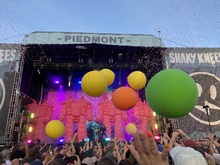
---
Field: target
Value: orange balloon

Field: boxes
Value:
[112,86,138,110]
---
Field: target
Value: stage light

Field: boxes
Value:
[76,45,87,49]
[28,126,33,132]
[84,138,90,141]
[78,81,81,84]
[30,113,35,119]
[37,69,41,74]
[55,81,60,84]
[68,72,73,87]
[105,138,110,141]
[59,85,63,88]
[154,135,160,140]
[154,123,158,129]
[57,138,65,143]
[27,139,32,144]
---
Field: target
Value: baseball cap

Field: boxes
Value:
[213,153,220,164]
[170,146,207,165]
[183,139,197,147]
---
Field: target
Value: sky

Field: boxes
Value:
[0,0,220,47]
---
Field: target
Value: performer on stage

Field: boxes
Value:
[100,124,107,138]
[97,95,128,141]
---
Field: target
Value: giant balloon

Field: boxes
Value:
[112,86,138,110]
[125,123,137,135]
[127,71,147,90]
[81,70,108,97]
[45,120,65,139]
[146,69,198,118]
[100,68,115,86]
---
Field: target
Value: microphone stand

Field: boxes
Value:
[203,105,212,133]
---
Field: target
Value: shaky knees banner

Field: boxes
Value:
[0,44,20,143]
[165,48,220,137]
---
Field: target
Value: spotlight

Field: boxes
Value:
[28,126,33,132]
[105,138,110,141]
[30,113,35,119]
[27,139,32,144]
[118,53,123,59]
[154,135,160,140]
[78,81,81,84]
[154,123,158,129]
[37,69,41,74]
[68,72,73,87]
[57,138,65,143]
[55,81,60,84]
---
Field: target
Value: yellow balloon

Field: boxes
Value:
[100,68,115,86]
[81,70,108,97]
[125,123,137,135]
[127,71,147,90]
[45,120,65,139]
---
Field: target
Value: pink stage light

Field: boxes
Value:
[55,81,60,84]
[27,139,32,144]
[154,135,160,140]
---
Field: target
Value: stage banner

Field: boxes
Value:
[0,44,20,143]
[165,48,220,137]
[26,32,161,47]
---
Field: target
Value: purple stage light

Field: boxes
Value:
[58,138,65,143]
[55,80,60,84]
[59,85,63,88]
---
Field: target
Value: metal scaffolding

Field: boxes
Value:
[4,45,26,146]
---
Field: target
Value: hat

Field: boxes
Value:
[81,156,97,165]
[183,139,197,147]
[170,146,207,165]
[1,149,10,159]
[213,153,220,164]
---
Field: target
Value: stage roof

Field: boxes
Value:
[21,32,165,101]
[25,31,161,47]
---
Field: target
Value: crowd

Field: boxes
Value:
[1,129,220,165]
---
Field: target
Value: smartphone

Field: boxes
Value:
[84,138,90,141]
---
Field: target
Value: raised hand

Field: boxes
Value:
[132,131,169,165]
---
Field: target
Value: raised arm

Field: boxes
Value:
[177,129,190,139]
[168,131,180,151]
[131,131,169,165]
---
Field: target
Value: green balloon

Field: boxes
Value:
[146,69,198,118]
